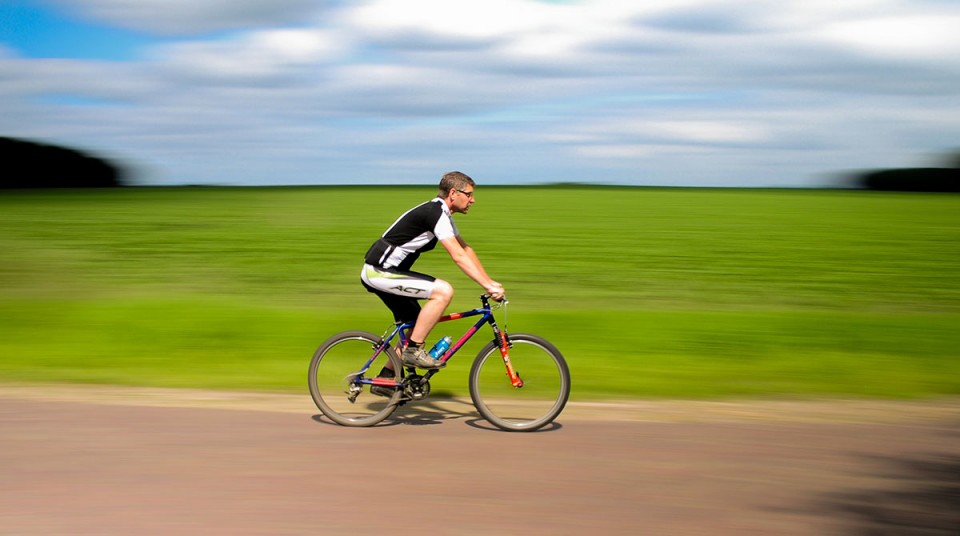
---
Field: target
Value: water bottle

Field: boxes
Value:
[428,336,452,359]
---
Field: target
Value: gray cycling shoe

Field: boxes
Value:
[401,346,445,369]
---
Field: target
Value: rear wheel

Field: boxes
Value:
[469,333,570,432]
[308,330,402,427]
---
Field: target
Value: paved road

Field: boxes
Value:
[2,388,958,535]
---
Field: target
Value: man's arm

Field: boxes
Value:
[440,236,504,299]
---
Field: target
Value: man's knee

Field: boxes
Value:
[431,279,454,302]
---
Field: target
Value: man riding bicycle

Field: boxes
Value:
[361,171,505,370]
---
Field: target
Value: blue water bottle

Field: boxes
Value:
[428,336,452,359]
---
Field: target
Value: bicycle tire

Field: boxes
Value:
[469,333,570,432]
[308,330,403,427]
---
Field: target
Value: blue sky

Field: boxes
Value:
[2,0,959,187]
[2,1,151,60]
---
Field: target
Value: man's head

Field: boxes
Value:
[438,171,476,214]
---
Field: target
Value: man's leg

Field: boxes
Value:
[361,265,451,369]
[409,279,453,345]
[396,279,453,369]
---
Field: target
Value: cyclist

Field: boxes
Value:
[361,171,505,372]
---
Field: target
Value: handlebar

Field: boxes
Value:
[480,293,507,305]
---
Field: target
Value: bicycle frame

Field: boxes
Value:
[360,295,523,392]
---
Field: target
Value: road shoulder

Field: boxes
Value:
[2,383,959,424]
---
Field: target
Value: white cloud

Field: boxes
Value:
[152,27,348,81]
[348,0,564,41]
[51,0,322,35]
[818,15,960,61]
[607,120,770,144]
[577,144,686,159]
[0,56,155,101]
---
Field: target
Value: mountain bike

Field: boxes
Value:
[308,294,570,432]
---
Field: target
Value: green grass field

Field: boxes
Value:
[1,186,958,399]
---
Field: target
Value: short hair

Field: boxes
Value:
[438,171,475,197]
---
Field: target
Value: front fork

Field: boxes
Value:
[492,324,524,388]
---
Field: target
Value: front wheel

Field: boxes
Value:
[308,330,402,427]
[469,333,570,432]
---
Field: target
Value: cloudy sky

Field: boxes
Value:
[2,0,959,187]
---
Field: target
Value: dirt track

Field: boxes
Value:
[2,386,958,535]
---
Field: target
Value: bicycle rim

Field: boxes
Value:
[469,333,570,432]
[308,331,402,427]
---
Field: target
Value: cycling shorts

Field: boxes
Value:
[360,264,438,298]
[360,264,438,323]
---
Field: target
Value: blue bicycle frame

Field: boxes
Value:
[358,295,521,391]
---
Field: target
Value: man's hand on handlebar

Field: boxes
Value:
[485,281,505,302]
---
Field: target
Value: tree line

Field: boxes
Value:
[1,137,126,189]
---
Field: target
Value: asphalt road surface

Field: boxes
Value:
[2,386,958,535]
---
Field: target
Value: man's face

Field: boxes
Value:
[451,186,475,214]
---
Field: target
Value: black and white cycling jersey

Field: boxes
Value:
[364,197,458,271]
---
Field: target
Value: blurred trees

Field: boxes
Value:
[0,137,126,189]
[857,149,960,192]
[861,168,960,192]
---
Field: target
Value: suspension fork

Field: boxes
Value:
[489,318,524,388]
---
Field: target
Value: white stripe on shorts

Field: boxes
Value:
[360,264,436,299]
